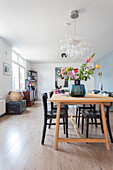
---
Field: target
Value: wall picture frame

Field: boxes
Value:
[3,62,10,76]
[55,67,68,88]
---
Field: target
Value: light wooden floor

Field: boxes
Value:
[0,103,113,170]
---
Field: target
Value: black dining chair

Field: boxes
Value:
[41,93,68,145]
[81,108,104,138]
[81,98,113,142]
[76,104,97,128]
[76,90,99,128]
[105,105,113,142]
[49,91,68,112]
[49,91,68,133]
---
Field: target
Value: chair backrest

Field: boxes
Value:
[103,93,111,116]
[49,91,54,111]
[41,93,48,117]
[81,104,95,110]
[105,105,110,117]
[88,90,100,94]
[98,105,110,117]
[49,91,53,98]
[44,92,48,100]
[97,92,111,116]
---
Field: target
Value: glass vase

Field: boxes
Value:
[69,80,86,97]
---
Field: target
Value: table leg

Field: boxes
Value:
[100,104,110,150]
[54,102,61,150]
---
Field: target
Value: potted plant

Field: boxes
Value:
[61,53,100,97]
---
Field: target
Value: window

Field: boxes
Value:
[20,66,25,91]
[12,63,19,90]
[12,51,26,91]
[12,52,18,62]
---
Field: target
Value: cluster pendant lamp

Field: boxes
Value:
[60,10,89,58]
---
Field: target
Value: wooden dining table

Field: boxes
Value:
[50,92,113,150]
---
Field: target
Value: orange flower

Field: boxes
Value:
[96,64,100,69]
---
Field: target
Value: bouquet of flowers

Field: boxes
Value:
[61,53,100,81]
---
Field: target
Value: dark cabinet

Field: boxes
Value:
[23,91,35,107]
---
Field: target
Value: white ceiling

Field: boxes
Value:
[0,0,113,63]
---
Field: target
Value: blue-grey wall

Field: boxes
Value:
[94,50,113,92]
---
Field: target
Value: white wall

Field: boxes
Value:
[0,37,32,100]
[0,38,12,100]
[31,63,94,99]
[25,60,31,79]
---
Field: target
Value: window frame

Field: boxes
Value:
[12,50,26,91]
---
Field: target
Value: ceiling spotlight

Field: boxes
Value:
[61,53,67,58]
[70,10,79,19]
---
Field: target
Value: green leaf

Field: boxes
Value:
[85,77,87,81]
[85,71,87,75]
[88,69,94,75]
[87,75,90,79]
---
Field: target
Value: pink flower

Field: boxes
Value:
[67,71,73,76]
[74,75,76,79]
[76,76,79,79]
[86,56,91,64]
[71,74,76,80]
[86,53,95,64]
